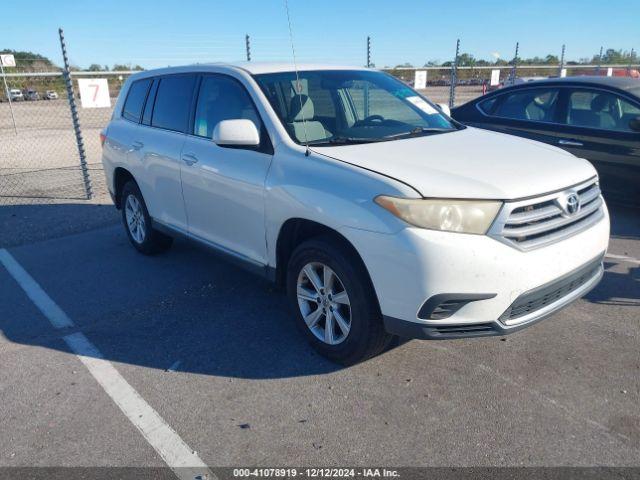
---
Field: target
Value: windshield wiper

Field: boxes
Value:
[308,136,384,146]
[306,128,453,147]
[380,127,453,141]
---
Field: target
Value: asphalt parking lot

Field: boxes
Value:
[0,198,638,476]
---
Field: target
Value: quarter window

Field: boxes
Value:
[151,74,197,133]
[477,97,497,114]
[122,79,151,123]
[193,75,262,138]
[565,89,640,132]
[491,88,559,122]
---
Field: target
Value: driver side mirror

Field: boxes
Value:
[213,119,260,147]
[436,103,451,117]
[629,116,640,133]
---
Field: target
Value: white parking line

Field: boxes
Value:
[0,249,73,329]
[0,248,214,480]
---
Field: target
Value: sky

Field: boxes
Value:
[2,0,638,69]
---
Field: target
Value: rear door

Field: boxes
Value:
[179,73,273,264]
[132,73,197,231]
[470,87,564,145]
[550,87,640,203]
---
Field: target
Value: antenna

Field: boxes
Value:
[284,0,310,156]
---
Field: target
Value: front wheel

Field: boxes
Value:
[287,236,392,365]
[121,181,173,255]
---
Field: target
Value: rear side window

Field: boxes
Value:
[122,79,151,123]
[564,89,640,132]
[151,74,197,133]
[491,88,559,122]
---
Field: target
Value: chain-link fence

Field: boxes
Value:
[1,31,638,206]
[0,66,134,204]
[385,64,640,107]
[0,70,86,203]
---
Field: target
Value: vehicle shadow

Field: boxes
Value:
[583,203,640,306]
[585,261,640,307]
[607,202,640,241]
[0,202,346,380]
[1,200,637,380]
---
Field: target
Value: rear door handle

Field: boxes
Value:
[131,140,144,151]
[558,139,583,147]
[182,153,199,166]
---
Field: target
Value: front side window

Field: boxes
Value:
[491,88,559,122]
[193,75,262,138]
[565,89,640,132]
[151,74,196,133]
[122,79,151,123]
[254,70,456,146]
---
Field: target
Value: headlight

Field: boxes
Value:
[375,196,502,234]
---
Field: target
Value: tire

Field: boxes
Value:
[286,235,392,365]
[121,180,173,255]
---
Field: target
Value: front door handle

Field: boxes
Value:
[558,139,583,147]
[182,153,199,166]
[131,140,144,151]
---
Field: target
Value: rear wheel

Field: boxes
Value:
[287,236,391,365]
[121,181,173,255]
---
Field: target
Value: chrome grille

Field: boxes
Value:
[489,179,605,250]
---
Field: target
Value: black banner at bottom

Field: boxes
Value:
[0,467,638,480]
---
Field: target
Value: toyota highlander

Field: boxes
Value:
[101,63,609,364]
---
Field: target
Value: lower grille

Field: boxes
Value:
[499,256,603,325]
[430,324,497,336]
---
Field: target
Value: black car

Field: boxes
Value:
[451,76,640,205]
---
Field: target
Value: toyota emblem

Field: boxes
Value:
[565,193,580,215]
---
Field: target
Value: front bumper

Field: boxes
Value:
[382,254,603,339]
[340,204,609,339]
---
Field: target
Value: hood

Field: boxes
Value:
[312,127,597,200]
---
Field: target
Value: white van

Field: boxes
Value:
[101,63,609,364]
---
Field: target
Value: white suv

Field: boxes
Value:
[101,63,609,364]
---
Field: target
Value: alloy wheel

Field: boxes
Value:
[125,194,146,244]
[296,262,352,345]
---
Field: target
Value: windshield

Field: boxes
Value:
[254,70,458,146]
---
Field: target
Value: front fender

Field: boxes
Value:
[264,148,417,267]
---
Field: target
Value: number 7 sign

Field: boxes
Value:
[78,78,111,108]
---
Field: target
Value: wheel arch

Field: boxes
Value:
[113,167,137,209]
[274,218,377,299]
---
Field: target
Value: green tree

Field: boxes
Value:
[0,49,58,71]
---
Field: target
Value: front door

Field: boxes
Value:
[180,74,273,265]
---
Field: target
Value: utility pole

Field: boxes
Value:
[596,46,603,75]
[558,44,566,77]
[448,38,460,109]
[59,27,92,199]
[364,36,371,117]
[510,42,519,82]
[245,34,251,62]
[366,36,371,68]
